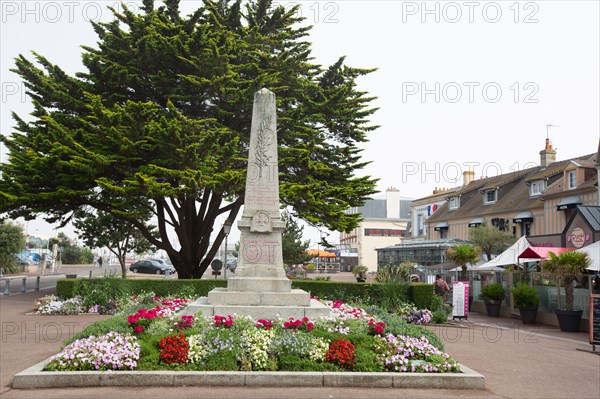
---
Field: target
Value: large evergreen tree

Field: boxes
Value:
[0,0,378,278]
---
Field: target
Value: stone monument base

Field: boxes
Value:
[181,288,331,320]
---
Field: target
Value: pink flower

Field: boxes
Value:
[134,325,144,333]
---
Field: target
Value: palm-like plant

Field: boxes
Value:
[446,244,481,282]
[543,251,591,311]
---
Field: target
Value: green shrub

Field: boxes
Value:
[368,282,409,310]
[432,310,449,324]
[479,283,505,301]
[57,278,227,301]
[57,278,434,312]
[408,284,434,309]
[511,283,540,308]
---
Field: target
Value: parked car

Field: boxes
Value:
[129,260,176,275]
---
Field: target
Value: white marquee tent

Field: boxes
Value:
[576,241,600,272]
[473,236,535,271]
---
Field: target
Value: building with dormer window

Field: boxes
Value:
[423,138,599,248]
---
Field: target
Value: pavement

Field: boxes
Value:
[0,275,599,398]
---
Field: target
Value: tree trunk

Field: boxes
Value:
[564,276,575,311]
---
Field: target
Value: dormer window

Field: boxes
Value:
[448,196,460,210]
[484,190,497,204]
[529,180,545,196]
[567,171,577,189]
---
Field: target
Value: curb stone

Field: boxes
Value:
[13,360,485,389]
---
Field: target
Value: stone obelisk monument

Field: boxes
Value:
[184,88,330,319]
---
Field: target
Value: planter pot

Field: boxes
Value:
[518,306,538,324]
[555,309,583,332]
[356,277,366,283]
[483,299,502,317]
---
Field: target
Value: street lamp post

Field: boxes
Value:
[222,219,232,279]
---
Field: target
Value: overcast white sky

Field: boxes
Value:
[1,0,599,248]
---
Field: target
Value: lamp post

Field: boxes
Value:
[222,219,232,279]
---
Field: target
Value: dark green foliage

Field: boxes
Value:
[74,209,156,278]
[73,276,127,309]
[203,351,240,371]
[368,282,409,310]
[56,278,227,299]
[277,353,340,372]
[65,316,131,346]
[58,278,429,309]
[292,280,370,302]
[479,283,505,301]
[61,246,94,264]
[428,295,452,323]
[408,284,434,309]
[0,220,25,273]
[470,223,516,261]
[281,210,311,266]
[432,310,449,324]
[511,283,540,308]
[0,0,378,280]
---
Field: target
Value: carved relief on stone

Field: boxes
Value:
[250,211,271,232]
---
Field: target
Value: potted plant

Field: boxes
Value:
[511,283,540,324]
[352,265,368,282]
[305,264,315,274]
[479,283,505,317]
[543,251,591,332]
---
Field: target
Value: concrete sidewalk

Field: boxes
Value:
[1,289,599,399]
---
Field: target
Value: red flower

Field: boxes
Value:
[283,317,314,332]
[368,318,386,335]
[256,319,273,330]
[134,325,144,333]
[159,333,189,364]
[214,315,234,327]
[326,338,355,369]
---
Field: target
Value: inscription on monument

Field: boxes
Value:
[242,240,278,264]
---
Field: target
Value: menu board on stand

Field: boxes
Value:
[452,281,469,320]
[590,294,600,351]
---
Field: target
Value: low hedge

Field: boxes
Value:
[408,283,434,309]
[57,278,433,308]
[56,278,227,299]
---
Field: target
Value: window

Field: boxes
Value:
[417,214,424,236]
[520,222,531,237]
[449,197,460,210]
[440,229,448,239]
[484,190,497,204]
[529,180,545,196]
[567,171,576,189]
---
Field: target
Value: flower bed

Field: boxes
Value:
[44,299,459,374]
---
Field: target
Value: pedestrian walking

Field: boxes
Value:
[435,274,450,302]
[98,256,103,268]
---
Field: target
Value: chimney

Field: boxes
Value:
[386,187,400,219]
[540,138,557,167]
[463,171,475,187]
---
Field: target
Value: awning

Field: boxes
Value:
[556,196,582,211]
[306,249,337,258]
[468,217,484,227]
[513,211,534,223]
[517,246,571,260]
[434,222,449,231]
